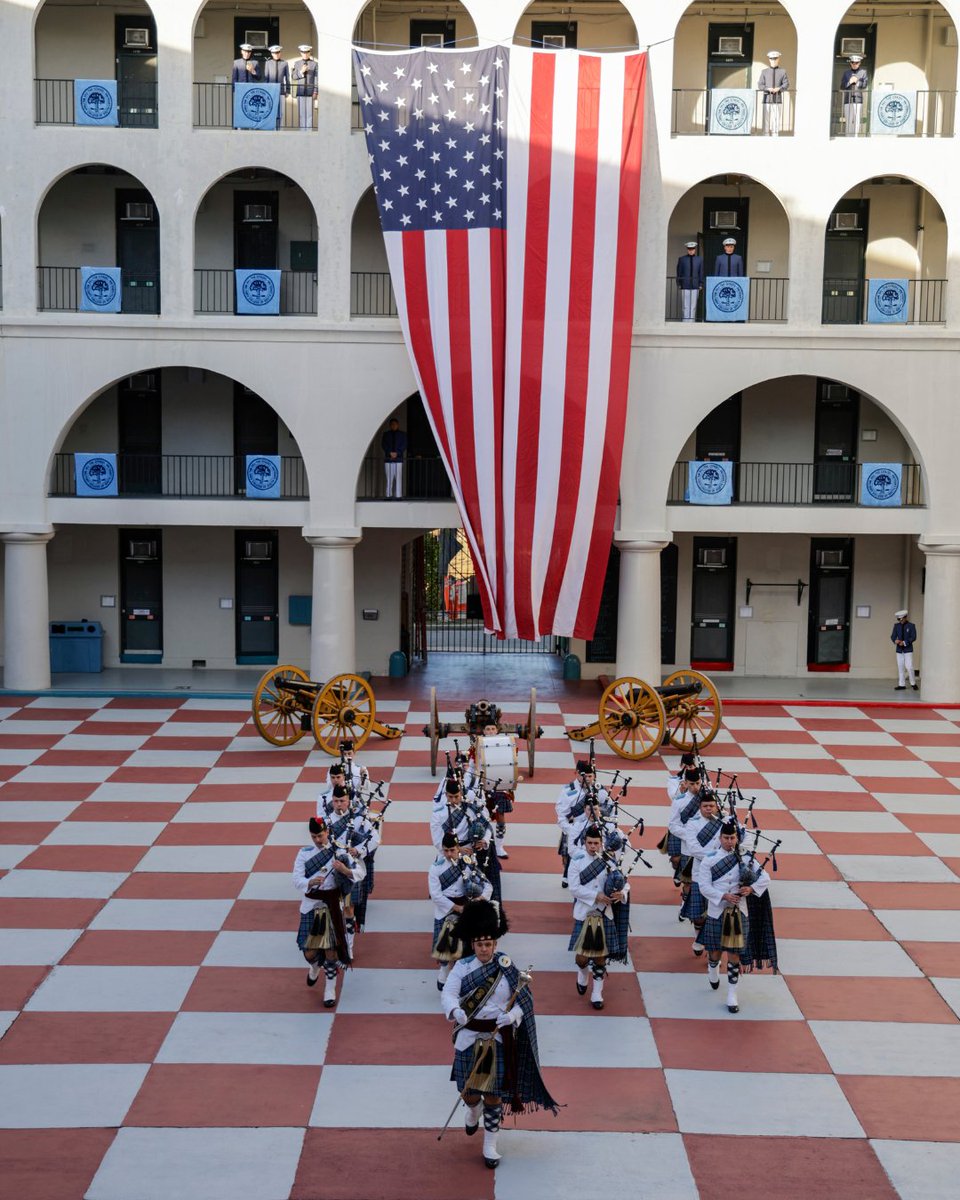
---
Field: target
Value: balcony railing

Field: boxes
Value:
[37,267,160,314]
[665,276,788,323]
[35,79,158,127]
[50,454,308,499]
[356,455,452,500]
[351,271,397,316]
[822,278,946,325]
[830,90,956,138]
[667,461,924,506]
[671,90,796,136]
[192,83,317,130]
[193,269,317,315]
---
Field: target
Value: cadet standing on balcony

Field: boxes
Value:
[714,238,744,277]
[263,44,290,128]
[232,43,260,84]
[293,45,318,129]
[841,53,868,136]
[676,241,703,322]
[758,50,788,137]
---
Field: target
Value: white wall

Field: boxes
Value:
[193,6,317,83]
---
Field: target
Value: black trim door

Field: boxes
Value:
[233,15,279,68]
[234,384,278,494]
[118,372,161,494]
[661,542,679,664]
[586,544,619,664]
[808,538,854,665]
[707,23,754,89]
[234,191,279,270]
[531,21,578,49]
[116,188,160,314]
[120,529,162,662]
[823,200,868,324]
[814,381,859,501]
[410,19,456,47]
[236,530,279,664]
[114,14,157,127]
[702,197,748,283]
[691,537,736,666]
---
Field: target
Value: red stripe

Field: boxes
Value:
[488,227,507,634]
[513,51,556,641]
[401,233,455,471]
[574,52,647,640]
[536,54,601,635]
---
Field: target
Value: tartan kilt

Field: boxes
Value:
[486,790,514,817]
[351,876,370,928]
[364,852,376,895]
[568,912,619,957]
[296,909,315,950]
[452,1039,504,1096]
[702,911,750,956]
[431,915,463,961]
[679,881,706,922]
[665,833,682,856]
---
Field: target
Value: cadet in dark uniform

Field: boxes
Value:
[262,44,290,128]
[676,241,703,322]
[841,53,868,136]
[714,237,744,276]
[293,44,318,130]
[892,607,919,690]
[232,43,260,84]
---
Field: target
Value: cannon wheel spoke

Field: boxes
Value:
[311,673,376,756]
[597,677,665,761]
[252,665,311,746]
[662,669,723,751]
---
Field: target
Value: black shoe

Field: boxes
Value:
[306,969,319,988]
[437,980,444,991]
[912,684,919,691]
[591,999,605,1011]
[895,685,906,691]
[727,1002,739,1013]
[484,1157,500,1170]
[561,879,569,889]
[673,877,682,888]
[710,980,720,991]
[465,1122,479,1137]
[576,980,587,996]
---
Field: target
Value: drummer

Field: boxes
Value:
[467,703,514,862]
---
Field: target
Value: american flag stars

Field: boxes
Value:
[354,46,507,233]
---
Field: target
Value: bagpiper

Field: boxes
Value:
[326,785,380,953]
[555,760,610,887]
[567,823,630,1011]
[429,832,493,988]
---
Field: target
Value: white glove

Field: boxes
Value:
[496,1005,522,1028]
[451,1007,467,1025]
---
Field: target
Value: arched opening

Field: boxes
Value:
[666,175,790,322]
[353,2,478,51]
[37,164,160,314]
[831,1,957,137]
[513,1,638,51]
[192,0,317,130]
[350,186,395,317]
[194,168,318,315]
[35,0,158,127]
[354,392,450,500]
[671,1,798,136]
[822,177,947,324]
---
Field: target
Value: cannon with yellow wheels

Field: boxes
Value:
[423,687,543,778]
[252,667,403,755]
[567,669,722,761]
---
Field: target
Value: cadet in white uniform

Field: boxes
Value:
[567,825,630,1010]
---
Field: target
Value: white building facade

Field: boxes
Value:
[2,0,960,700]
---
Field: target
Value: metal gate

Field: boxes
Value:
[416,529,555,656]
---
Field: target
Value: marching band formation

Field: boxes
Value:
[291,703,780,1168]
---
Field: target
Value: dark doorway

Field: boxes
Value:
[114,14,158,127]
[823,200,868,323]
[234,384,278,494]
[120,529,163,662]
[233,15,279,68]
[661,542,679,665]
[586,544,619,664]
[706,23,754,89]
[691,537,736,669]
[116,188,160,314]
[531,21,578,49]
[236,530,279,664]
[701,196,748,282]
[696,394,742,462]
[808,538,854,668]
[814,380,859,501]
[403,392,452,499]
[410,19,456,47]
[118,371,161,494]
[234,191,279,269]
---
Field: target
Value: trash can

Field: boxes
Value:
[49,621,104,673]
[562,653,581,681]
[389,650,408,678]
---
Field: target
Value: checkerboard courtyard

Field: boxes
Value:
[1,687,959,1200]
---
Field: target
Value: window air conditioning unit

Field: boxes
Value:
[709,210,739,230]
[817,549,845,567]
[245,29,269,48]
[122,202,154,222]
[541,34,567,48]
[127,539,158,561]
[244,540,273,561]
[823,382,850,401]
[840,37,867,57]
[123,27,150,48]
[716,36,743,55]
[243,204,272,222]
[126,372,157,391]
[698,548,727,567]
[420,32,445,47]
[829,211,861,231]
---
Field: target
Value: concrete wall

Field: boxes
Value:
[673,11,798,91]
[514,2,637,50]
[193,6,317,84]
[195,178,317,270]
[354,2,478,48]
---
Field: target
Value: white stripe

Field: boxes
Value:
[553,55,626,634]
[503,44,534,639]
[467,228,499,604]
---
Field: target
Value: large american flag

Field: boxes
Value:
[354,44,646,640]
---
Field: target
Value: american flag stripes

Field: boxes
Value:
[354,44,646,641]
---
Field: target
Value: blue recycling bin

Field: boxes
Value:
[562,653,581,681]
[49,621,104,673]
[389,650,408,678]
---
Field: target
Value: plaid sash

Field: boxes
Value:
[303,847,334,876]
[459,957,504,1017]
[577,856,606,885]
[438,863,462,891]
[710,851,740,881]
[443,806,467,835]
[567,792,588,819]
[329,814,351,840]
[679,794,701,823]
[697,816,723,847]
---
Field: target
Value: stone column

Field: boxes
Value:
[2,532,55,690]
[917,539,960,702]
[304,532,361,680]
[615,536,669,682]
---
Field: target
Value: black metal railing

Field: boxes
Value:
[671,89,796,136]
[424,613,556,654]
[830,89,956,137]
[351,271,397,316]
[192,82,317,130]
[667,461,924,506]
[352,80,363,130]
[193,269,317,315]
[37,267,161,314]
[35,79,158,127]
[822,278,946,325]
[356,455,452,500]
[50,454,308,498]
[665,276,788,323]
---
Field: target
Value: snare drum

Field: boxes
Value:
[475,734,519,791]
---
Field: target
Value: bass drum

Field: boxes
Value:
[475,734,519,791]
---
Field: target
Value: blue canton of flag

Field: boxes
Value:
[354,47,507,232]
